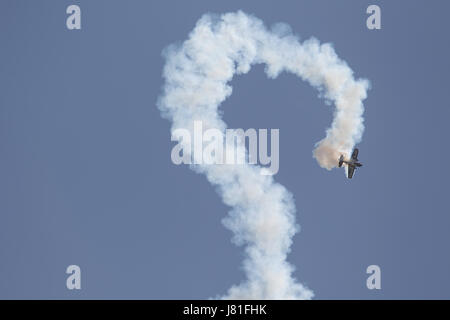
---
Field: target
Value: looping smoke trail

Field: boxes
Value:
[158,11,369,299]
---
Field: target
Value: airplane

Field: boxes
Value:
[338,148,363,179]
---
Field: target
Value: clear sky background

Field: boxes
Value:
[1,0,449,299]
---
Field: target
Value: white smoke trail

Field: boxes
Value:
[158,11,369,299]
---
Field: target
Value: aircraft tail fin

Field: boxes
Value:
[338,155,344,167]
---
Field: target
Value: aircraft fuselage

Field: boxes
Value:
[343,160,362,167]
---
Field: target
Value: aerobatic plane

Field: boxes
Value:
[338,148,363,179]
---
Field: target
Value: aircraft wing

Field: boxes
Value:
[351,148,359,160]
[347,166,355,179]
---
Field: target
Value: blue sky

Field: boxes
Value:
[0,0,449,299]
